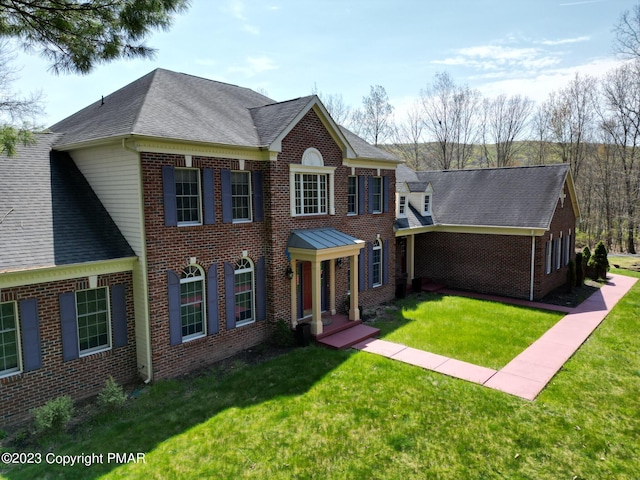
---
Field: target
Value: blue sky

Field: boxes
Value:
[9,0,634,127]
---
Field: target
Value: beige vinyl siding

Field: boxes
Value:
[71,145,152,381]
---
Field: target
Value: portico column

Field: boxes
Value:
[310,259,323,335]
[290,259,298,327]
[407,234,415,282]
[349,254,360,321]
[329,258,336,315]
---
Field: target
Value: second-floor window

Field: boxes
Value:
[231,171,252,222]
[371,177,382,213]
[294,173,327,215]
[347,176,357,215]
[175,168,201,225]
[398,195,407,216]
[423,194,431,215]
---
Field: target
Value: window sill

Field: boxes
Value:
[236,319,255,328]
[182,333,206,343]
[79,346,112,359]
[177,222,203,228]
[232,219,252,224]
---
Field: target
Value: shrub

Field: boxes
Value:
[582,246,593,279]
[98,376,127,411]
[32,395,74,436]
[566,259,576,293]
[269,318,296,347]
[575,252,584,287]
[588,241,609,280]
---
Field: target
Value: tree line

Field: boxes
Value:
[315,6,640,255]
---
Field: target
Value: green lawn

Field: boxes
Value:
[2,272,638,479]
[370,294,564,369]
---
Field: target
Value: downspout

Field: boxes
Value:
[122,138,153,384]
[529,231,536,301]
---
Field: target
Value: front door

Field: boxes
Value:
[298,261,328,319]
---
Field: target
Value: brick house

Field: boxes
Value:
[395,163,580,300]
[0,69,399,424]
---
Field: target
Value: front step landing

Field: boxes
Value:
[316,324,380,350]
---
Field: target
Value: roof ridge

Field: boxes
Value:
[414,163,570,174]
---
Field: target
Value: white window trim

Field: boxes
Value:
[0,301,22,378]
[231,170,253,224]
[423,193,432,216]
[76,287,112,357]
[398,194,407,217]
[180,264,207,342]
[235,257,255,327]
[289,164,336,216]
[545,235,553,275]
[372,176,383,214]
[176,167,203,227]
[373,239,383,287]
[347,175,358,216]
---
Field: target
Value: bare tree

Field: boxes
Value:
[420,72,480,170]
[311,83,352,126]
[598,60,640,253]
[546,74,597,182]
[614,2,640,58]
[528,101,553,165]
[481,94,533,167]
[351,85,395,146]
[390,100,427,169]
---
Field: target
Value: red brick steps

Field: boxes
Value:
[316,324,380,349]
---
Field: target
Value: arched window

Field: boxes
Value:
[372,239,383,287]
[180,264,205,340]
[235,257,255,326]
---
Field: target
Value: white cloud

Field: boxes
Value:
[228,56,278,77]
[539,36,591,46]
[224,0,260,35]
[433,45,561,72]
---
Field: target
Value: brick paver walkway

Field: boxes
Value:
[353,274,637,400]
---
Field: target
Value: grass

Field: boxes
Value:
[609,254,640,271]
[370,294,564,369]
[2,271,638,479]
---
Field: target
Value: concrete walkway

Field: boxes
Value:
[353,274,637,400]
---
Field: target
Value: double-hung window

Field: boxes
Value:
[398,195,407,216]
[424,194,431,215]
[347,176,358,215]
[231,171,252,222]
[175,168,201,225]
[180,265,205,340]
[371,177,382,213]
[0,302,20,377]
[76,287,111,355]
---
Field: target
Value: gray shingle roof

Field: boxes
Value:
[396,163,571,230]
[0,133,134,272]
[49,68,397,162]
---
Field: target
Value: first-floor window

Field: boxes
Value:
[180,265,205,340]
[0,302,20,377]
[545,238,552,275]
[372,239,383,287]
[76,287,111,355]
[555,236,562,270]
[235,258,254,325]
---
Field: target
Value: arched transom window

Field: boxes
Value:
[235,257,255,326]
[180,264,205,340]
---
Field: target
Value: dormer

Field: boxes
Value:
[396,182,410,218]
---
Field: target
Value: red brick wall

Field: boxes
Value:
[0,271,136,426]
[412,181,577,300]
[142,108,396,380]
[414,232,533,298]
